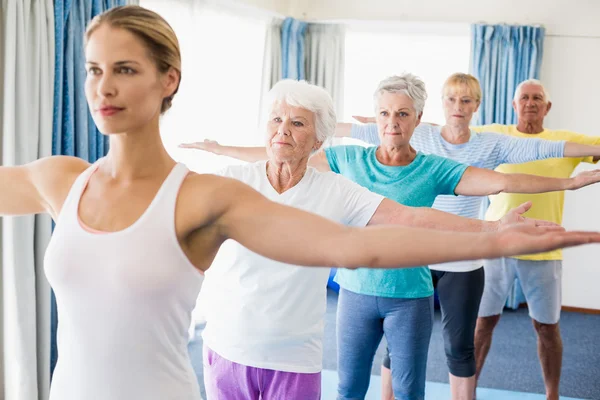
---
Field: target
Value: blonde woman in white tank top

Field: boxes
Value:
[1,6,599,400]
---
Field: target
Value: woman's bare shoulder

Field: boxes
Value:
[179,171,254,204]
[175,171,261,236]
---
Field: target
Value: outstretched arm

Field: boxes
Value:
[180,140,332,172]
[367,199,553,233]
[0,156,89,219]
[214,178,600,269]
[564,142,600,162]
[351,116,375,124]
[1,165,47,216]
[180,140,268,163]
[338,118,439,144]
[454,166,600,196]
[369,199,497,232]
[335,123,354,137]
[338,121,380,144]
[349,116,441,126]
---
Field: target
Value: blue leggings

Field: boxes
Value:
[336,288,434,400]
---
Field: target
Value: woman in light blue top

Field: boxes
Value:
[182,74,600,400]
[336,72,600,400]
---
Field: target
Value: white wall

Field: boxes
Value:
[542,36,600,310]
[287,0,600,37]
[235,0,288,16]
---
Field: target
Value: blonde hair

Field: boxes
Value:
[442,73,482,103]
[85,5,181,113]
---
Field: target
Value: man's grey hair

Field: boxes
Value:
[513,79,551,102]
[265,79,337,143]
[373,73,428,114]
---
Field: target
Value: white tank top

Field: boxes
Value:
[45,161,204,400]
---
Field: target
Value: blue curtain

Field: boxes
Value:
[471,24,545,125]
[281,17,307,80]
[51,0,126,377]
[472,24,545,309]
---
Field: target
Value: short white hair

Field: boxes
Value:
[513,79,551,102]
[373,73,428,114]
[265,79,336,143]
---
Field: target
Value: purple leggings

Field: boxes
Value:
[203,345,321,400]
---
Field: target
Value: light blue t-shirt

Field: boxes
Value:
[352,123,565,220]
[325,145,468,298]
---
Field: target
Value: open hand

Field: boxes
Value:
[570,169,600,190]
[498,201,561,230]
[179,139,222,155]
[495,223,600,257]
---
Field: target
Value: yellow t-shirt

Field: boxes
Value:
[472,124,600,260]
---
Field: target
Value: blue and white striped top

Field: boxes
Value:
[351,123,566,272]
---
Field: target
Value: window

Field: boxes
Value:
[342,22,471,125]
[141,0,268,173]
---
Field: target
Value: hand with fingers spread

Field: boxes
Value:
[569,169,600,190]
[352,115,439,126]
[494,223,600,257]
[497,201,562,231]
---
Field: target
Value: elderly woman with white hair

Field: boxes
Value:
[184,76,600,400]
[181,79,566,400]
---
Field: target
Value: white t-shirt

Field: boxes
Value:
[201,161,384,373]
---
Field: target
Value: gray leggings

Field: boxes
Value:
[383,267,485,377]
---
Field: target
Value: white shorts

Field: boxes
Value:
[478,257,562,324]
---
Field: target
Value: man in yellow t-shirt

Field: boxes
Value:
[473,79,600,400]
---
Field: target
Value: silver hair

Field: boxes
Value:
[265,79,336,143]
[513,79,551,102]
[373,73,428,114]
